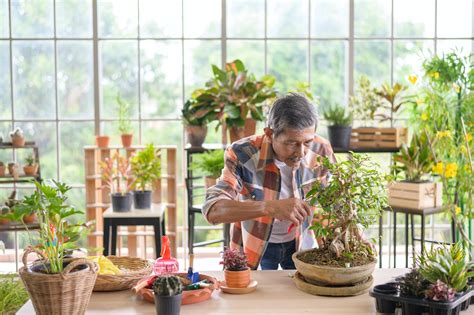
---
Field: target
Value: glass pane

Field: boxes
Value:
[354,0,390,38]
[393,40,434,85]
[12,41,55,119]
[437,0,472,38]
[0,122,12,161]
[267,0,308,38]
[311,40,348,110]
[58,41,94,119]
[227,0,264,38]
[227,40,265,77]
[267,40,308,91]
[183,0,221,38]
[354,40,390,86]
[394,0,434,38]
[0,0,8,38]
[183,40,221,98]
[99,40,138,119]
[140,0,182,38]
[141,121,182,146]
[59,122,94,184]
[140,40,182,119]
[16,122,57,179]
[437,40,473,56]
[101,121,139,145]
[11,0,54,38]
[0,41,11,119]
[98,0,138,38]
[311,0,349,38]
[56,0,92,38]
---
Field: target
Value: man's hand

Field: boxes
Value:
[264,198,311,226]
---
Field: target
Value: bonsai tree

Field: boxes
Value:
[117,94,133,147]
[304,154,390,265]
[220,247,250,288]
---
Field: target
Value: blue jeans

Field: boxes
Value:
[260,239,296,270]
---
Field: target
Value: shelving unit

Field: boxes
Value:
[84,145,177,257]
[0,141,42,184]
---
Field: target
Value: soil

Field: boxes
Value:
[297,247,376,267]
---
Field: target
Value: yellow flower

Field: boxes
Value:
[466,133,472,142]
[416,99,424,106]
[452,83,461,93]
[465,165,472,173]
[432,162,444,174]
[444,163,458,178]
[455,206,462,215]
[460,145,468,154]
[421,112,428,121]
[408,75,418,85]
[436,130,452,139]
[432,71,440,79]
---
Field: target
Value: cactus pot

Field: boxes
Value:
[154,293,182,315]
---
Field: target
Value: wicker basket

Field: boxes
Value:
[93,256,153,291]
[19,246,98,315]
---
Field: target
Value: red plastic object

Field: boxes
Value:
[153,236,179,275]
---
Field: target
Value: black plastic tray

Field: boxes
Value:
[369,286,472,315]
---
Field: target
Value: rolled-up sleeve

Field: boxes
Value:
[202,146,244,224]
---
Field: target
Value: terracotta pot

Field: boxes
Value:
[121,134,133,148]
[185,125,208,147]
[224,268,251,288]
[204,176,217,190]
[292,249,376,286]
[12,136,25,147]
[0,217,9,225]
[23,213,37,224]
[0,165,5,177]
[243,118,257,137]
[95,135,110,148]
[24,165,38,176]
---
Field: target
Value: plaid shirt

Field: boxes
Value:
[203,134,335,269]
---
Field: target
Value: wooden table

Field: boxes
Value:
[20,268,473,315]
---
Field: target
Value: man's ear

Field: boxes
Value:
[264,127,273,142]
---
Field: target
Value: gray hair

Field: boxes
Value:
[266,93,318,137]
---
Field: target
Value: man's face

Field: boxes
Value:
[265,126,315,168]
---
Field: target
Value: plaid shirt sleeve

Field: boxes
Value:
[202,146,244,224]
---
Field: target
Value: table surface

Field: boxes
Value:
[103,203,165,218]
[20,268,473,315]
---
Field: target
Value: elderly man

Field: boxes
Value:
[202,93,335,270]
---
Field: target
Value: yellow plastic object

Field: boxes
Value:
[87,256,122,275]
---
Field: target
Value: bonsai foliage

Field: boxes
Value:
[25,154,36,166]
[190,150,224,178]
[396,269,430,297]
[99,152,133,194]
[416,242,474,293]
[220,247,248,271]
[130,144,161,191]
[307,154,390,259]
[152,275,183,296]
[392,132,434,182]
[426,280,455,302]
[117,94,133,134]
[10,180,90,273]
[323,104,353,127]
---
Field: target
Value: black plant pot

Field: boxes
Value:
[402,302,427,315]
[327,126,352,149]
[154,293,182,315]
[373,284,398,313]
[133,190,152,209]
[111,192,132,212]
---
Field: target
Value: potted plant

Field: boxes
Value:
[395,269,430,314]
[130,144,161,209]
[323,104,353,149]
[152,275,183,315]
[99,152,133,212]
[10,180,98,315]
[0,161,5,177]
[7,162,19,179]
[389,132,441,210]
[23,154,38,176]
[10,127,25,147]
[220,247,250,288]
[190,149,224,189]
[117,94,133,148]
[292,153,389,296]
[0,206,10,225]
[182,93,211,148]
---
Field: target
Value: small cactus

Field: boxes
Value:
[152,275,183,297]
[9,127,23,138]
[426,280,456,302]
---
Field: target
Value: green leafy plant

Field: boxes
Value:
[392,132,434,182]
[182,91,213,127]
[416,242,474,293]
[374,82,409,123]
[117,94,132,134]
[25,154,36,166]
[306,154,390,263]
[288,81,315,101]
[190,150,224,178]
[349,76,384,123]
[323,105,353,127]
[130,144,161,191]
[396,269,430,297]
[220,247,248,271]
[99,152,133,194]
[0,274,29,314]
[152,275,183,296]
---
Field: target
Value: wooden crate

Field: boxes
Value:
[388,181,442,210]
[350,127,407,149]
